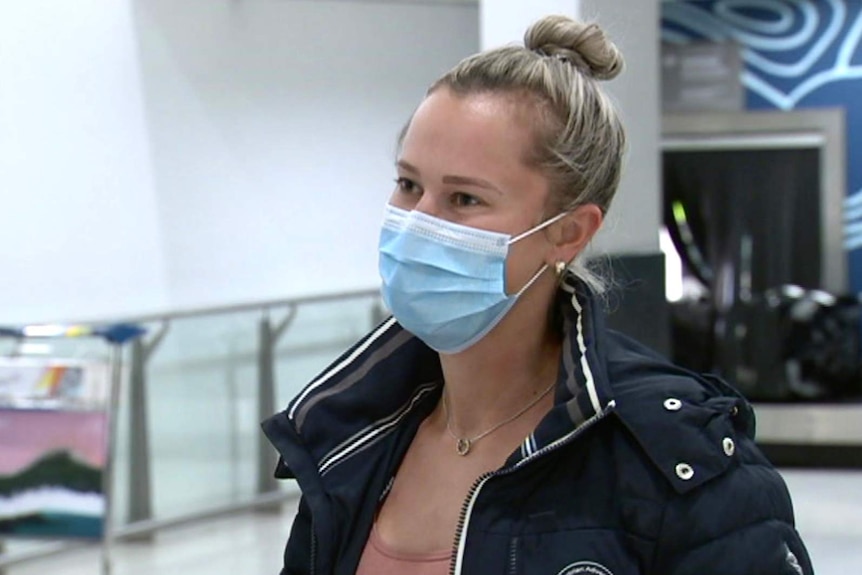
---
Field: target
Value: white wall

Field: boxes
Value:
[134,0,479,309]
[0,0,478,322]
[480,0,581,50]
[581,0,661,254]
[0,0,168,324]
[0,0,660,323]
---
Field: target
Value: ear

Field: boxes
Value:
[545,204,603,265]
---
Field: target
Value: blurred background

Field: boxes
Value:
[0,1,860,574]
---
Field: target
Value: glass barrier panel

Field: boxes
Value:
[143,310,260,520]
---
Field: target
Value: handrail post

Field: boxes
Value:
[126,323,168,540]
[370,299,387,328]
[257,306,296,508]
[102,344,125,575]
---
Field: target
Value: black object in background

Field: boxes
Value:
[662,146,861,400]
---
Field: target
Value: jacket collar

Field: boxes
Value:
[263,274,752,494]
[268,275,617,480]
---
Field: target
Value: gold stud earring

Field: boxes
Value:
[555,261,567,277]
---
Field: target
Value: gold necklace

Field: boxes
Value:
[442,379,556,456]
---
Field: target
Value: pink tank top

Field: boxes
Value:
[355,522,450,575]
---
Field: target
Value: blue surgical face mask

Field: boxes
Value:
[378,204,567,354]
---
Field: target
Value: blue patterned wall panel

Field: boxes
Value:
[662,0,862,293]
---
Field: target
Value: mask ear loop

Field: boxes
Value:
[514,263,550,296]
[508,211,570,296]
[508,211,569,244]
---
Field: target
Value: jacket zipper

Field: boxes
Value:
[448,402,616,575]
[508,536,519,575]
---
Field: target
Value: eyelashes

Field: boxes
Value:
[393,177,418,194]
[393,177,484,208]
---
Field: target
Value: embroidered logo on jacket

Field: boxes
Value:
[557,561,614,575]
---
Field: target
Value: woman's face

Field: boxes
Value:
[391,88,555,294]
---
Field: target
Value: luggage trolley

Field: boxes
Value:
[0,323,145,575]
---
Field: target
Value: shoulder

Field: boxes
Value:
[601,332,811,571]
[602,329,759,494]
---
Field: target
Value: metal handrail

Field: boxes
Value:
[58,287,382,326]
[0,287,385,571]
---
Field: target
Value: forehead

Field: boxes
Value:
[400,89,541,184]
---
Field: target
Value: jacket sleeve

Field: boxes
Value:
[281,496,313,575]
[652,447,814,575]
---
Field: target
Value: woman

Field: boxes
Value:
[262,14,813,575]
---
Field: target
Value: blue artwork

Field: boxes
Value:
[662,0,862,293]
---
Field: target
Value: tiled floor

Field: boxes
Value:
[4,498,300,575]
[4,470,860,574]
[781,469,862,574]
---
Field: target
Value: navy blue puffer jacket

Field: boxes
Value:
[262,278,813,575]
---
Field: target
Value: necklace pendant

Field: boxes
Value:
[456,438,471,456]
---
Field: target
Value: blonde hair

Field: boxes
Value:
[421,15,627,292]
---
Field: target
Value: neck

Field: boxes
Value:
[438,273,561,438]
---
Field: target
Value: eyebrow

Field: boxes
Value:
[396,160,502,194]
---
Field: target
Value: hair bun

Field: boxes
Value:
[524,15,624,80]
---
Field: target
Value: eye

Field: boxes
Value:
[451,192,482,207]
[394,177,420,195]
